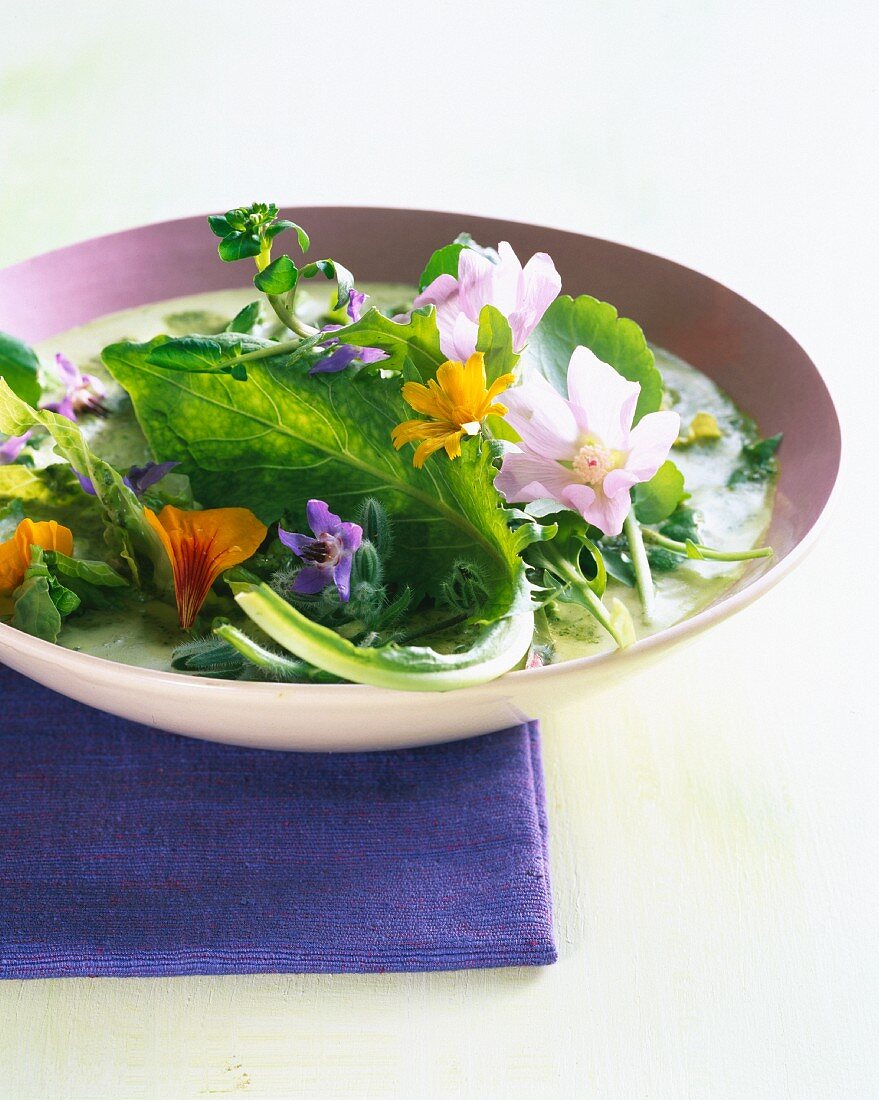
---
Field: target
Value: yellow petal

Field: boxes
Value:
[0,519,74,598]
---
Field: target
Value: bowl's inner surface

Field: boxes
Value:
[0,207,840,617]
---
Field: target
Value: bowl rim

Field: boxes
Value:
[0,208,844,699]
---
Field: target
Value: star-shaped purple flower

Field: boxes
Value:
[0,431,32,465]
[278,499,363,602]
[309,288,388,375]
[43,353,107,422]
[74,460,178,497]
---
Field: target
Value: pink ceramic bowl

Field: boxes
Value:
[0,210,841,750]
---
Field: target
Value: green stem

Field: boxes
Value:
[641,527,774,562]
[234,583,534,691]
[254,239,320,339]
[267,293,319,339]
[214,623,335,682]
[624,510,655,616]
[532,547,631,649]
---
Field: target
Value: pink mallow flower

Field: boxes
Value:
[413,241,562,361]
[495,347,680,537]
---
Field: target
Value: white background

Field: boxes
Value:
[1,2,877,1097]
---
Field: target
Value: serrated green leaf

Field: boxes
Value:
[0,330,42,406]
[306,306,445,380]
[633,460,687,524]
[103,338,533,621]
[523,294,663,422]
[253,255,299,295]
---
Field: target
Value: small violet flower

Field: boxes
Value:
[309,288,388,376]
[74,460,179,498]
[278,499,363,602]
[0,431,32,465]
[414,241,562,362]
[495,347,681,537]
[43,353,107,421]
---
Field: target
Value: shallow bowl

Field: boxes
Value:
[0,209,841,750]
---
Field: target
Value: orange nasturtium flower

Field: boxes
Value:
[0,519,74,615]
[390,352,515,469]
[145,504,267,630]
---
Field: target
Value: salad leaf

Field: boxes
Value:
[45,551,128,589]
[633,460,687,524]
[253,256,298,295]
[233,582,534,691]
[523,295,663,421]
[476,306,519,385]
[418,242,466,291]
[225,301,263,334]
[0,380,168,588]
[287,306,447,380]
[103,337,542,621]
[0,463,106,557]
[145,332,272,374]
[11,547,79,641]
[0,330,42,405]
[0,497,25,540]
[417,233,499,291]
[299,259,355,310]
[728,432,782,486]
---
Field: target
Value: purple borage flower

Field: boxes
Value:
[43,353,107,422]
[309,288,388,376]
[74,460,179,498]
[0,431,32,465]
[278,499,363,602]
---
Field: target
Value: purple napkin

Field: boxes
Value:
[0,665,555,977]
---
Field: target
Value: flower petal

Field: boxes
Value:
[566,346,640,448]
[495,449,578,504]
[332,553,354,602]
[306,499,342,537]
[562,482,630,537]
[278,528,318,558]
[455,247,499,321]
[503,374,579,460]
[507,250,562,350]
[338,521,363,554]
[292,565,331,595]
[624,410,681,480]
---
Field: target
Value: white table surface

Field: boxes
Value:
[1,2,876,1096]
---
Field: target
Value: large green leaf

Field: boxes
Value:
[103,337,535,621]
[523,294,663,421]
[0,380,167,587]
[0,331,42,405]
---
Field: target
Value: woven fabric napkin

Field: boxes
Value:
[0,665,555,977]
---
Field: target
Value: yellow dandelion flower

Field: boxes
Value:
[391,352,515,468]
